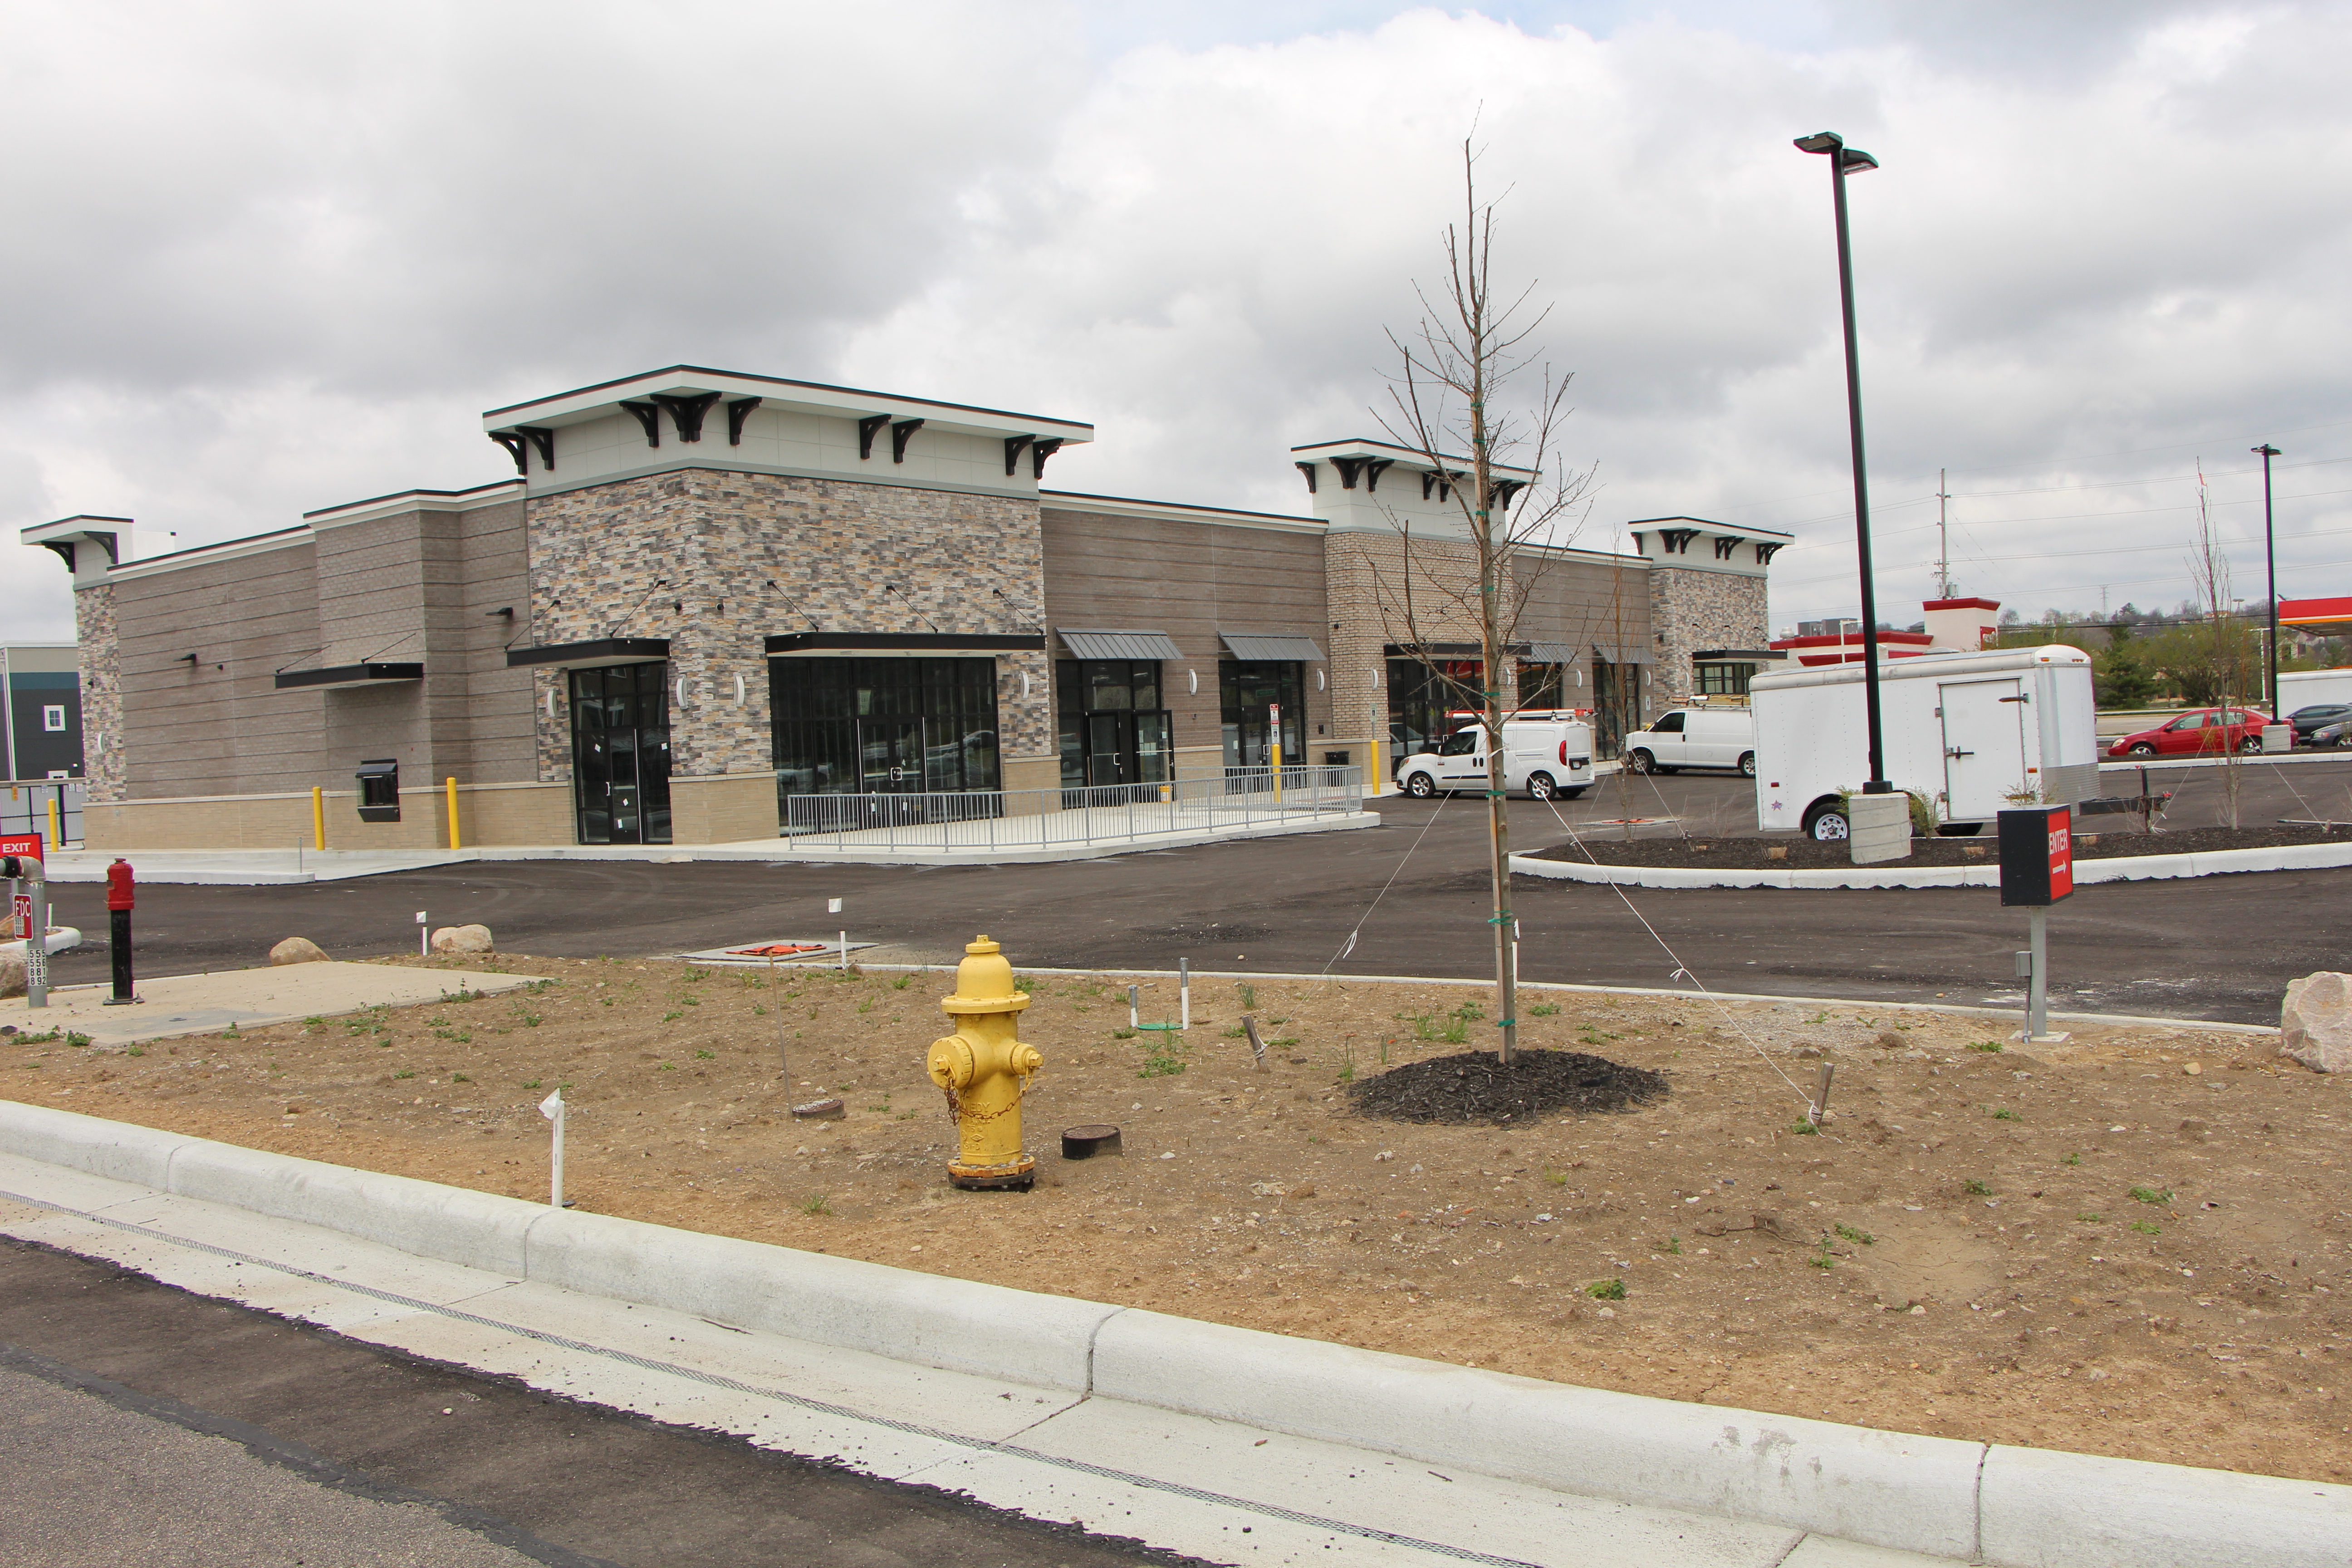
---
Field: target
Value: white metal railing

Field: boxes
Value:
[0,779,83,847]
[777,766,1364,852]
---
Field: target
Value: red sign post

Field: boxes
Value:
[1997,804,2073,1042]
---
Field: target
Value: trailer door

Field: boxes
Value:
[1940,678,2029,820]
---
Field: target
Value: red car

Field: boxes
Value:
[2107,706,2273,758]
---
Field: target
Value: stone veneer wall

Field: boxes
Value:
[72,583,122,803]
[1648,568,1768,706]
[1323,531,1520,760]
[524,470,1052,795]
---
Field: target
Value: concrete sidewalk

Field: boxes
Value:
[3,962,545,1047]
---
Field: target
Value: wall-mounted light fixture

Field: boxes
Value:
[485,607,514,619]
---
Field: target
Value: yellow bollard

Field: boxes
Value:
[926,935,1043,1190]
[446,776,459,851]
[47,795,60,851]
[312,786,325,851]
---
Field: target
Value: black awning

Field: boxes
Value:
[1693,648,1788,662]
[505,637,671,670]
[765,632,1046,655]
[274,662,424,691]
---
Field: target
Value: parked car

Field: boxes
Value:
[2288,703,2352,742]
[2105,707,2274,758]
[1396,714,1592,800]
[1623,707,1757,777]
[2313,717,2352,748]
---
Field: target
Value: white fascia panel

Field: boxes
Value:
[483,366,1093,445]
[303,481,524,531]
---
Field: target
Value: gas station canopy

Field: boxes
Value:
[2279,597,2352,636]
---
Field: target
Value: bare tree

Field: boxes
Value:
[1375,137,1596,1064]
[2187,461,2247,828]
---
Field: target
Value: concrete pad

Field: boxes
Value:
[1781,1538,1975,1568]
[1,961,548,1046]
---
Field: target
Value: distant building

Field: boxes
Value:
[0,644,83,779]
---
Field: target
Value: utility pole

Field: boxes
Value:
[2255,443,2282,711]
[1936,467,1953,598]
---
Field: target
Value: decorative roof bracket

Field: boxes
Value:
[620,401,662,447]
[857,414,890,460]
[890,418,924,463]
[725,398,762,445]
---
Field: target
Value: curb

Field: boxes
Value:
[5,1101,2347,1566]
[1510,840,2352,891]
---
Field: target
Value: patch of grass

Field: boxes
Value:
[1964,1178,1993,1196]
[800,1193,832,1215]
[1236,983,1259,1010]
[1586,1278,1627,1301]
[511,1011,542,1027]
[1990,1107,2019,1122]
[450,1072,471,1083]
[1221,1026,1248,1040]
[2131,1219,2162,1236]
[1336,1048,1356,1085]
[1529,1002,1561,1017]
[1969,1040,2005,1053]
[432,1029,472,1044]
[523,1079,542,1091]
[1808,1236,1837,1269]
[125,1046,144,1058]
[659,1061,676,1072]
[1113,1029,1137,1040]
[2063,1152,2082,1166]
[694,1049,715,1060]
[1834,1223,1876,1246]
[301,1016,326,1031]
[2129,1186,2173,1206]
[1788,1120,1819,1136]
[892,974,912,990]
[1138,1041,1186,1078]
[394,1070,416,1080]
[2077,1211,2103,1224]
[1545,1169,1569,1186]
[1664,1235,1681,1255]
[661,1010,683,1023]
[855,998,875,1015]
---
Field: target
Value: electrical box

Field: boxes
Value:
[1998,804,2073,906]
[355,759,401,823]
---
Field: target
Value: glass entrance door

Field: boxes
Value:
[858,720,926,794]
[571,662,671,844]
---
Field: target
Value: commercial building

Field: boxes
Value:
[25,368,1787,850]
[0,644,83,781]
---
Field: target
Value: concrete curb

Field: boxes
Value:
[5,1100,2347,1566]
[1510,839,2352,891]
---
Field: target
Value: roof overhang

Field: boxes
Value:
[1289,436,1535,482]
[505,637,671,671]
[273,662,424,691]
[483,367,1093,446]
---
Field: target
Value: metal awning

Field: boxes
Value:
[1220,632,1326,662]
[1522,642,1578,664]
[273,662,424,691]
[1592,642,1648,665]
[506,637,671,671]
[1056,628,1184,661]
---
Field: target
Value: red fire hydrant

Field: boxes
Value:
[104,858,135,1005]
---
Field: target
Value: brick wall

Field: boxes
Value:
[73,585,121,804]
[1649,567,1768,705]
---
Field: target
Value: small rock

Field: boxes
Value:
[1289,1182,1316,1200]
[1793,1045,1824,1059]
[1596,1306,1617,1319]
[1874,1031,1905,1051]
[2183,1061,2201,1076]
[2281,972,2352,1072]
[1765,846,1788,861]
[431,924,495,955]
[791,1098,845,1120]
[0,954,24,998]
[269,937,328,966]
[1248,1181,1288,1198]
[1962,845,1988,859]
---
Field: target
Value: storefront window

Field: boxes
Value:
[1593,657,1643,758]
[1517,661,1566,711]
[1221,660,1303,769]
[770,658,1000,799]
[1386,657,1480,755]
[1057,660,1171,790]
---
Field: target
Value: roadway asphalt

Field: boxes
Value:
[0,1236,1204,1568]
[35,757,2352,1026]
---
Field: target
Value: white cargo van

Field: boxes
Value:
[1396,712,1592,801]
[1750,645,2099,841]
[1622,707,1757,777]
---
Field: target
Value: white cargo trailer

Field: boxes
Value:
[2275,668,2352,710]
[1750,645,2100,841]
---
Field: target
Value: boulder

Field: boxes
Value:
[0,953,23,998]
[2280,972,2352,1072]
[431,924,494,956]
[269,936,328,966]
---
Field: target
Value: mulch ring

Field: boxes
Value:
[1347,1049,1670,1125]
[1528,822,2352,871]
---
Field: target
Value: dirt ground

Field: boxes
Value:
[5,950,2348,1484]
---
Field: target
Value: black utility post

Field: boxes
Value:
[104,857,136,1004]
[1795,130,1890,794]
[2255,443,2282,711]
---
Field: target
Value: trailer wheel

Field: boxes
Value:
[1625,748,1655,774]
[1526,771,1558,801]
[1738,751,1757,778]
[1404,772,1436,799]
[1803,801,1850,841]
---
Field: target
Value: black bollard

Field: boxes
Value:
[104,857,135,1005]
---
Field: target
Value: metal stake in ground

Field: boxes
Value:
[1998,804,2074,1045]
[104,858,137,1005]
[1243,1015,1267,1070]
[538,1088,568,1208]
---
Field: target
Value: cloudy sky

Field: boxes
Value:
[5,0,2348,643]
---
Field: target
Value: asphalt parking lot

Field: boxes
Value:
[33,756,2352,1025]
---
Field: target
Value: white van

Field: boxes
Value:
[1750,644,2099,840]
[1622,707,1757,777]
[1395,712,1592,801]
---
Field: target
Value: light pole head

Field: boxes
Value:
[1795,132,1877,173]
[2254,443,2281,458]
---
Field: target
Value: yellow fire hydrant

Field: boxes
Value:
[926,935,1044,1190]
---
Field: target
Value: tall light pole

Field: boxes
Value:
[2255,442,2281,710]
[1794,130,1888,793]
